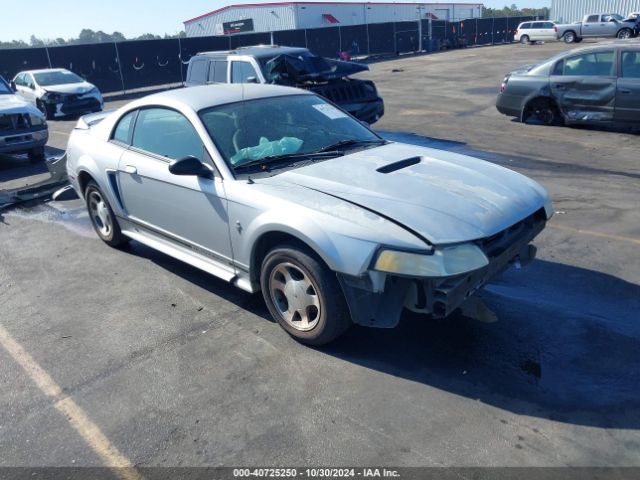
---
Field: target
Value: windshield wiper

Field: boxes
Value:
[233,150,343,173]
[317,138,387,153]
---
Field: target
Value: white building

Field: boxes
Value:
[184,1,483,37]
[550,0,640,23]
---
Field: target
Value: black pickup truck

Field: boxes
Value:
[185,45,384,124]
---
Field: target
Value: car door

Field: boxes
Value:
[230,59,263,83]
[581,15,601,37]
[116,106,234,267]
[550,49,617,122]
[14,73,36,105]
[599,14,619,35]
[530,22,546,41]
[615,50,640,123]
[543,22,556,40]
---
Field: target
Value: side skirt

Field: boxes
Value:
[118,217,256,293]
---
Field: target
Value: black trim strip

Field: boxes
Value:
[376,157,421,173]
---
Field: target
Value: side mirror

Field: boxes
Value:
[245,76,259,84]
[168,156,212,178]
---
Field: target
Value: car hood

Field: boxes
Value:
[43,82,96,95]
[0,93,42,115]
[264,143,549,245]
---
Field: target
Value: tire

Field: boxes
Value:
[563,31,576,43]
[28,146,45,163]
[84,180,129,247]
[523,98,561,126]
[36,100,53,120]
[617,28,632,39]
[520,35,530,44]
[260,244,351,345]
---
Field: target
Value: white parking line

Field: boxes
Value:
[0,324,143,480]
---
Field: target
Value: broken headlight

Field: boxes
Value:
[374,243,488,277]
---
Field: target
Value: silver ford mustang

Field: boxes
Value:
[66,84,553,345]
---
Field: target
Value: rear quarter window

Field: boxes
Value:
[188,59,208,84]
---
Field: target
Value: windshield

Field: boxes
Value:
[0,76,12,94]
[199,95,382,173]
[33,70,83,86]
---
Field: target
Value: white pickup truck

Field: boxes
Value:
[555,13,638,43]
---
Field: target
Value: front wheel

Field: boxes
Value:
[618,28,632,39]
[563,31,576,43]
[520,35,530,44]
[260,245,351,345]
[84,180,129,247]
[36,100,53,120]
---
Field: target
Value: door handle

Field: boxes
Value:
[619,89,632,94]
[123,165,137,174]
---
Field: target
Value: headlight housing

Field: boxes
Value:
[29,113,46,126]
[374,243,489,277]
[43,91,61,103]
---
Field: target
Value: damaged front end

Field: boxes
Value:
[0,154,68,208]
[41,90,103,119]
[338,208,547,328]
[264,54,384,124]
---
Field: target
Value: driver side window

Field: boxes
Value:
[132,108,203,160]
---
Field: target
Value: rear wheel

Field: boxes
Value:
[28,146,45,163]
[523,98,561,126]
[618,28,632,39]
[563,31,576,43]
[84,180,129,247]
[260,245,351,345]
[520,35,530,44]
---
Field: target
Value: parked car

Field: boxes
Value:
[185,45,384,124]
[555,13,637,43]
[515,21,557,44]
[0,75,48,162]
[12,68,103,120]
[496,42,640,126]
[66,84,551,345]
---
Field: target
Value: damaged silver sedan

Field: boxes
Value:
[66,84,552,345]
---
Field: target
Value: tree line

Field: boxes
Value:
[482,5,550,19]
[0,29,186,49]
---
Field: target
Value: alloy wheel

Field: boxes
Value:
[87,190,113,238]
[268,261,321,332]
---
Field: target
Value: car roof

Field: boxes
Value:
[561,39,640,56]
[195,45,309,59]
[18,68,70,75]
[129,83,313,112]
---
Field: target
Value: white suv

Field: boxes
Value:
[515,21,557,44]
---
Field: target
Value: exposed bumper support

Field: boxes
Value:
[339,212,545,328]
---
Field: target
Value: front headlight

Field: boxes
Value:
[374,243,489,277]
[29,113,46,126]
[44,91,61,102]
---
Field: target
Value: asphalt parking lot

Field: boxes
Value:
[1,40,639,470]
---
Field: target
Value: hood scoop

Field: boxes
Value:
[376,156,421,173]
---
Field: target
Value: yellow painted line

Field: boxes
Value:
[549,223,640,246]
[0,324,143,480]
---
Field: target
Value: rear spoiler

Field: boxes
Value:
[74,110,112,130]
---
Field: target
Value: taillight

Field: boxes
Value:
[500,76,509,93]
[554,26,558,32]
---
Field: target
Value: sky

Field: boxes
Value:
[1,0,551,42]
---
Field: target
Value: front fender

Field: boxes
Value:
[242,209,380,277]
